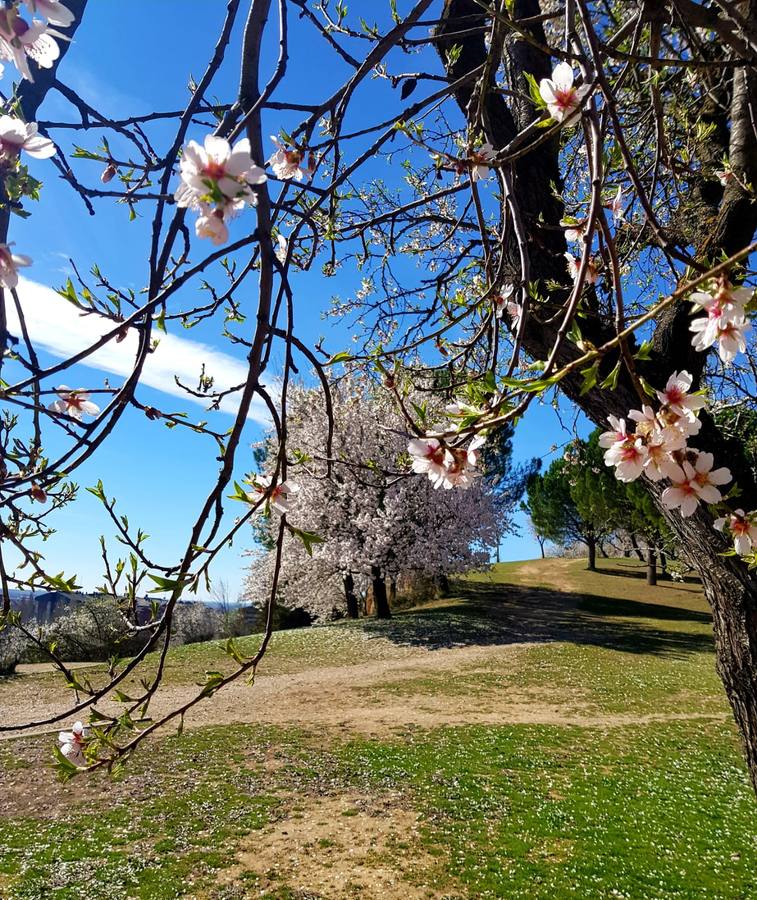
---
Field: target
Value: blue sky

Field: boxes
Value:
[5,1,589,600]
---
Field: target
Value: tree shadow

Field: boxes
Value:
[352,580,713,657]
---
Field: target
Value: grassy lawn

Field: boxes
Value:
[1,557,755,899]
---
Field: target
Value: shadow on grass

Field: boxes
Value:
[353,580,713,657]
[596,563,702,589]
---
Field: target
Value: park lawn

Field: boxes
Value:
[1,557,755,899]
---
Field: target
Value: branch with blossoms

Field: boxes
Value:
[0,0,755,792]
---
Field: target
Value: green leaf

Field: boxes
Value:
[523,71,547,109]
[579,362,599,395]
[53,745,81,782]
[147,574,190,594]
[634,339,653,361]
[325,350,352,366]
[198,670,225,699]
[287,525,326,556]
[599,361,621,391]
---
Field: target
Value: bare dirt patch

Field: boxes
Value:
[216,792,461,900]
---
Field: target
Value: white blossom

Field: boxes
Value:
[539,62,590,123]
[49,386,100,420]
[0,114,54,158]
[0,242,31,288]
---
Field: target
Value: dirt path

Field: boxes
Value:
[0,639,725,743]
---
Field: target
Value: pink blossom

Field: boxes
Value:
[0,242,31,288]
[469,142,495,181]
[175,135,266,211]
[432,447,477,490]
[714,509,757,557]
[560,218,586,244]
[661,461,701,517]
[688,451,731,503]
[408,437,446,481]
[539,62,590,123]
[607,186,624,223]
[269,136,314,181]
[0,114,55,159]
[58,720,87,766]
[656,371,706,419]
[247,475,299,515]
[22,0,74,26]
[565,251,599,285]
[598,415,629,449]
[0,8,61,82]
[195,205,229,246]
[603,436,648,482]
[49,386,100,420]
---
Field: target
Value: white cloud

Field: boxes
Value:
[6,277,270,424]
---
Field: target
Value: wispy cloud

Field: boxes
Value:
[6,277,270,424]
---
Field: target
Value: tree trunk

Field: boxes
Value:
[435,573,450,597]
[435,0,757,795]
[371,566,391,619]
[659,548,668,576]
[388,578,397,606]
[343,573,359,619]
[538,537,545,559]
[599,543,609,558]
[586,535,596,571]
[646,546,657,586]
[630,533,645,561]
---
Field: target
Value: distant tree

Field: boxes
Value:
[479,424,539,563]
[525,456,608,571]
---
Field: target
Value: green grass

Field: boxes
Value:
[2,557,755,898]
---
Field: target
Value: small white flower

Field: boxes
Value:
[0,114,55,158]
[247,474,299,515]
[58,720,88,767]
[0,7,62,82]
[714,509,757,556]
[560,218,586,244]
[194,205,229,245]
[469,142,495,181]
[0,242,31,288]
[539,62,590,123]
[408,437,446,481]
[175,135,266,211]
[22,0,74,26]
[275,232,288,264]
[269,136,314,181]
[49,386,100,420]
[565,251,599,285]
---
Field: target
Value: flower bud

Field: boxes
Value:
[101,163,117,184]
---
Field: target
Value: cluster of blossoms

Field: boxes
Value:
[174,135,267,246]
[58,719,88,766]
[0,112,57,287]
[0,0,73,82]
[245,474,299,516]
[715,510,757,557]
[407,434,483,490]
[688,275,751,364]
[176,135,316,246]
[600,371,755,558]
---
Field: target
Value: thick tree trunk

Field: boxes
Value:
[343,573,359,619]
[435,0,757,794]
[371,566,391,619]
[646,547,657,586]
[435,573,450,597]
[586,535,596,571]
[630,534,645,562]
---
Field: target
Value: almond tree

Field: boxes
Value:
[244,377,498,619]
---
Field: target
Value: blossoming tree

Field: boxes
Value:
[0,0,756,793]
[243,377,499,619]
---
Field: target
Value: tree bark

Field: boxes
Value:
[435,0,757,795]
[586,534,596,571]
[646,546,657,586]
[371,566,391,619]
[343,573,359,619]
[630,534,645,562]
